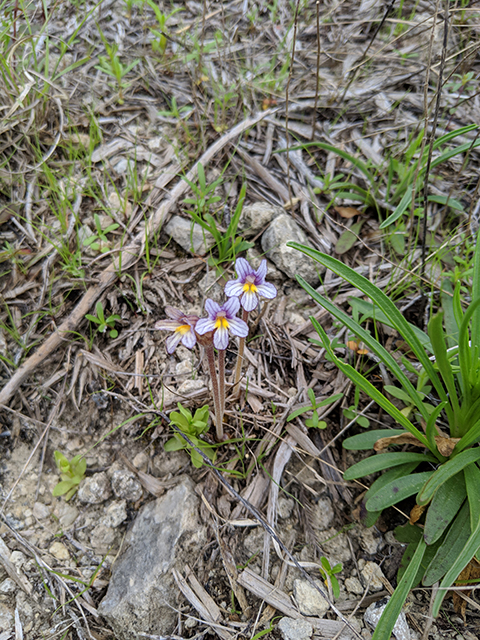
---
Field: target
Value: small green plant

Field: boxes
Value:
[165,403,216,468]
[95,31,139,104]
[52,452,87,501]
[343,386,370,429]
[145,0,183,56]
[290,237,480,639]
[85,301,121,338]
[287,390,342,428]
[183,168,253,269]
[83,213,120,253]
[318,556,342,600]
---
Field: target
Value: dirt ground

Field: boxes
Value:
[1,0,480,638]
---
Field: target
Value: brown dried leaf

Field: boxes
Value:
[409,503,426,525]
[434,436,460,457]
[452,558,480,620]
[334,206,361,219]
[374,433,424,452]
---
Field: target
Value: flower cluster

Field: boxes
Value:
[156,257,277,354]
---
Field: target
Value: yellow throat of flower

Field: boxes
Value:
[243,280,258,294]
[175,324,191,335]
[214,314,229,330]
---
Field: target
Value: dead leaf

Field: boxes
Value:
[435,436,460,457]
[409,503,426,525]
[452,558,480,620]
[334,206,361,219]
[374,433,424,452]
[334,220,365,255]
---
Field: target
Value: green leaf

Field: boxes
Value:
[53,480,75,496]
[464,464,480,532]
[384,385,414,403]
[366,471,434,511]
[424,473,466,545]
[343,429,407,450]
[164,437,185,452]
[423,501,470,586]
[427,194,464,212]
[334,220,365,255]
[344,453,434,481]
[417,448,480,506]
[363,463,420,525]
[371,538,426,640]
[379,185,413,229]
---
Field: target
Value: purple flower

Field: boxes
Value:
[154,306,198,354]
[224,257,277,312]
[195,298,248,350]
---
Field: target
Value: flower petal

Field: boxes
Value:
[223,296,240,317]
[165,306,184,321]
[154,319,181,330]
[224,280,244,297]
[256,282,277,299]
[255,259,267,283]
[214,326,229,350]
[166,332,183,354]
[182,329,197,350]
[228,317,249,338]
[241,291,258,312]
[205,298,221,319]
[195,318,216,335]
[235,257,253,281]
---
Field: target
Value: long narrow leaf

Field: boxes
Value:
[299,279,432,422]
[428,313,460,422]
[380,186,413,229]
[417,448,480,506]
[455,417,480,452]
[343,429,407,450]
[432,514,480,616]
[464,464,480,532]
[311,319,431,448]
[366,472,434,511]
[363,462,420,526]
[372,538,426,640]
[344,454,434,481]
[292,246,447,403]
[424,474,466,545]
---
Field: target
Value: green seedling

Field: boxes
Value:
[85,301,121,338]
[183,169,253,269]
[145,0,183,56]
[318,556,342,600]
[52,452,87,501]
[165,403,216,468]
[343,385,370,428]
[83,213,120,253]
[95,30,139,104]
[287,390,342,429]
[290,237,480,640]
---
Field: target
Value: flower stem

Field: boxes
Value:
[205,345,223,440]
[233,308,249,397]
[218,348,226,418]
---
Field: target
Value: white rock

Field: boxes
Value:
[0,578,16,593]
[78,472,112,504]
[49,541,70,561]
[293,579,329,617]
[312,495,334,531]
[358,527,382,555]
[132,452,149,471]
[9,551,26,569]
[176,359,194,376]
[90,525,115,552]
[317,528,351,564]
[33,502,50,520]
[54,502,79,528]
[0,602,14,632]
[111,470,143,502]
[177,378,205,396]
[238,202,283,235]
[364,598,411,640]
[277,617,313,640]
[102,500,128,528]
[164,215,215,255]
[345,576,364,595]
[261,214,324,285]
[360,561,385,591]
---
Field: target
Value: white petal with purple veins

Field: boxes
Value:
[223,296,240,317]
[224,280,244,297]
[182,330,197,349]
[166,332,183,354]
[228,317,249,337]
[214,326,229,350]
[195,318,216,334]
[154,319,181,330]
[241,291,258,312]
[205,298,221,318]
[257,282,277,299]
[255,259,267,282]
[165,306,184,320]
[235,257,252,281]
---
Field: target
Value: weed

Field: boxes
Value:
[290,238,480,639]
[95,29,139,104]
[318,556,342,600]
[287,389,342,429]
[52,451,87,501]
[82,213,120,253]
[165,403,216,468]
[85,301,121,338]
[145,0,183,56]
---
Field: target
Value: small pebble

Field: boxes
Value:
[33,502,50,520]
[0,578,16,593]
[111,470,142,502]
[278,617,313,640]
[49,541,70,561]
[345,576,364,595]
[77,472,112,504]
[364,598,410,640]
[293,579,329,617]
[360,560,385,591]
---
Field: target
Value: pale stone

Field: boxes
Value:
[365,598,410,640]
[238,201,283,235]
[345,576,364,595]
[102,501,127,528]
[278,617,313,640]
[111,470,143,502]
[164,215,215,255]
[293,579,329,617]
[312,495,334,531]
[360,561,385,592]
[49,541,70,561]
[77,472,112,504]
[33,502,50,520]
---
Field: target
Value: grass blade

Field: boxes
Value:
[464,463,480,532]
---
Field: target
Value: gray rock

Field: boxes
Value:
[102,500,127,528]
[364,598,410,640]
[33,502,50,520]
[359,560,385,591]
[78,472,112,504]
[312,495,334,531]
[293,579,329,617]
[111,470,143,502]
[54,502,78,528]
[239,202,283,235]
[99,477,207,639]
[90,525,115,552]
[345,576,363,595]
[278,617,313,640]
[261,214,323,285]
[317,528,352,565]
[0,602,14,632]
[357,527,382,555]
[0,579,15,594]
[164,215,215,255]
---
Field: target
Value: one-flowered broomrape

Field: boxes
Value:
[225,257,277,311]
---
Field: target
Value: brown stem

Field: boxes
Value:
[233,308,249,398]
[218,348,226,418]
[205,345,223,440]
